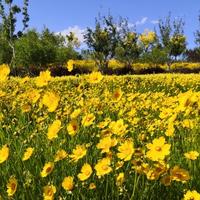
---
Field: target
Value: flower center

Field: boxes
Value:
[155,146,162,151]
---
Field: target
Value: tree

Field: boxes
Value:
[158,13,186,69]
[195,13,200,46]
[115,32,141,68]
[184,48,200,62]
[66,32,80,48]
[0,0,29,66]
[14,28,80,68]
[84,14,125,73]
[0,23,12,64]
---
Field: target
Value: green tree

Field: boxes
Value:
[115,32,141,68]
[0,0,29,66]
[84,14,125,73]
[0,24,12,64]
[195,13,200,46]
[66,32,80,48]
[158,13,186,69]
[15,28,79,68]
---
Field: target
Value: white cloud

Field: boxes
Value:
[57,25,85,43]
[150,20,159,25]
[135,17,148,26]
[128,23,135,28]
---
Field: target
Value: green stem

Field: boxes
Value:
[130,172,140,200]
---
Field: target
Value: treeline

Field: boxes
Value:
[0,0,200,75]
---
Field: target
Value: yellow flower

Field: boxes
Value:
[69,145,87,162]
[160,175,171,186]
[146,163,168,180]
[22,147,34,161]
[27,89,41,104]
[81,113,95,127]
[112,88,123,102]
[116,172,125,186]
[35,70,51,87]
[70,108,81,119]
[109,119,127,136]
[165,123,175,137]
[117,140,134,161]
[54,149,68,162]
[0,64,10,82]
[94,157,112,178]
[7,177,17,197]
[0,144,9,164]
[146,137,171,161]
[139,30,156,47]
[42,92,60,112]
[47,120,61,140]
[88,71,103,84]
[43,185,56,200]
[170,166,190,183]
[0,90,6,97]
[184,190,200,200]
[184,151,199,160]
[77,163,93,181]
[67,60,74,72]
[89,183,96,190]
[96,136,117,153]
[67,120,79,136]
[62,176,74,191]
[41,162,54,178]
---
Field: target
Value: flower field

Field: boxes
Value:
[0,65,200,199]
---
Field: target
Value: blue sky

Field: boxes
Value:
[14,0,200,48]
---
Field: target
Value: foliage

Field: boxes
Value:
[115,32,141,68]
[139,47,169,66]
[0,0,29,66]
[184,48,200,62]
[84,15,130,73]
[195,13,200,46]
[158,13,186,67]
[14,28,79,68]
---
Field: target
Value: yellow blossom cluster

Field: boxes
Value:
[0,67,200,199]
